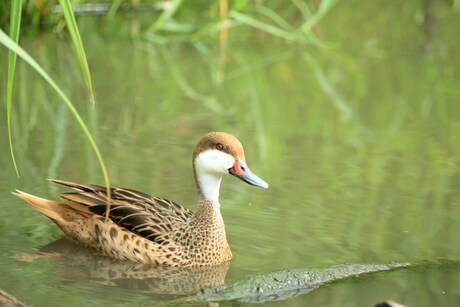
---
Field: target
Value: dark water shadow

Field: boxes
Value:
[191,261,410,303]
[189,259,460,304]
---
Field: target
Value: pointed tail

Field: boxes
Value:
[13,190,67,223]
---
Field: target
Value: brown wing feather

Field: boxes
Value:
[50,179,193,245]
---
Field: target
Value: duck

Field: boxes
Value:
[14,132,268,267]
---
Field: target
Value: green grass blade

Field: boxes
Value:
[303,53,352,120]
[253,5,295,31]
[0,29,110,193]
[107,0,123,20]
[229,10,309,43]
[148,0,183,33]
[6,0,23,178]
[58,0,95,104]
[300,0,340,34]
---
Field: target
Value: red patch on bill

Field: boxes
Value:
[233,161,244,176]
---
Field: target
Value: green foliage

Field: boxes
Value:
[2,0,340,181]
[6,0,22,178]
[0,29,110,193]
[1,0,340,44]
[58,0,95,103]
[3,0,104,191]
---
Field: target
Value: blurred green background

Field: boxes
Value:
[1,0,460,306]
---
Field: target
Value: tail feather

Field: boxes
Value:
[13,190,67,223]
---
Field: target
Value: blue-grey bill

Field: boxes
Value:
[229,160,269,189]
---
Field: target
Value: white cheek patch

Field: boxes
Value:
[194,150,235,205]
[194,150,234,176]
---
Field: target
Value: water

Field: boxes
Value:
[1,1,460,305]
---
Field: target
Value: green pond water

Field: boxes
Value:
[1,1,460,306]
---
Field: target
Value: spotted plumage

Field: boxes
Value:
[14,132,268,267]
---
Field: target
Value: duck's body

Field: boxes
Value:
[15,132,268,267]
[17,180,231,267]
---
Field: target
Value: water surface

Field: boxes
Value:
[1,1,460,306]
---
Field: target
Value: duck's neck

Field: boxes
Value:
[195,173,222,209]
[191,168,232,263]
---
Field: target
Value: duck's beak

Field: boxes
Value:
[229,159,269,189]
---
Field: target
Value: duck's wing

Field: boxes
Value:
[50,179,193,244]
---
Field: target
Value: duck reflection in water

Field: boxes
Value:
[18,237,230,295]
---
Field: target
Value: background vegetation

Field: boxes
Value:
[1,0,460,306]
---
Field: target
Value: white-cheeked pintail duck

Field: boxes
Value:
[14,132,268,267]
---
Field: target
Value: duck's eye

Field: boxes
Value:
[215,143,224,151]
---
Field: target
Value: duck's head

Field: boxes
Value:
[193,132,268,203]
